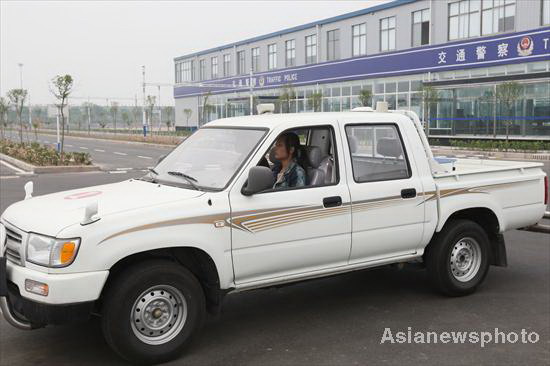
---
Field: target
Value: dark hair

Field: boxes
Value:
[277,132,301,159]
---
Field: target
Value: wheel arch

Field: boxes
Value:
[431,207,507,267]
[99,246,227,314]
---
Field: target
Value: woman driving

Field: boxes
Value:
[271,132,306,189]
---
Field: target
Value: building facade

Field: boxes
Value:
[174,0,550,139]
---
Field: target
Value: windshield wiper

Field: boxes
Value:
[167,171,201,191]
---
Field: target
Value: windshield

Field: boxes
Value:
[151,127,266,190]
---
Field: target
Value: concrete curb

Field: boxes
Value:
[431,146,550,161]
[0,153,101,174]
[30,130,181,148]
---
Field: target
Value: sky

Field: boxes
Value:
[1,0,392,106]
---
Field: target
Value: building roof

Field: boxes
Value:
[174,0,418,61]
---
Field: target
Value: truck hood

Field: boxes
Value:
[1,179,203,236]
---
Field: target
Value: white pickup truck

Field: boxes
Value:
[1,105,547,364]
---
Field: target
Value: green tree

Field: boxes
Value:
[50,74,73,160]
[164,106,174,131]
[358,88,373,107]
[419,85,439,135]
[278,83,296,113]
[0,97,9,139]
[110,101,119,134]
[201,91,214,125]
[145,95,156,131]
[307,91,323,112]
[495,81,523,143]
[122,111,131,131]
[183,108,192,127]
[7,89,28,143]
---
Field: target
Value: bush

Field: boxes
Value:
[0,139,92,166]
[443,139,549,152]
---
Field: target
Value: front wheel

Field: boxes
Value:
[101,260,205,364]
[425,219,490,296]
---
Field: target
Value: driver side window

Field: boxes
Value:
[257,125,339,191]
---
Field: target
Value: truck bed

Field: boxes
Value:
[430,157,546,232]
[433,157,544,179]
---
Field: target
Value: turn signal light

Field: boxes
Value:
[60,241,76,264]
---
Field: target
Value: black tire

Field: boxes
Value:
[425,219,490,296]
[101,260,205,364]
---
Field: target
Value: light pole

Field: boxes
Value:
[142,66,147,137]
[18,63,23,89]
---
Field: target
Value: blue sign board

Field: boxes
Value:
[174,27,550,99]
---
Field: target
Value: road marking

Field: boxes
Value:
[0,175,21,179]
[116,167,133,170]
[66,144,73,147]
[137,155,152,159]
[94,149,105,152]
[79,146,89,150]
[109,170,127,174]
[0,159,27,174]
[43,141,50,143]
[113,152,127,156]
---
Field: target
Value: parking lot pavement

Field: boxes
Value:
[0,170,549,366]
[2,130,173,171]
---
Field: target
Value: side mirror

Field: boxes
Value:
[157,154,167,165]
[242,166,275,196]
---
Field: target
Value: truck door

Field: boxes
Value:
[229,123,352,286]
[343,122,425,263]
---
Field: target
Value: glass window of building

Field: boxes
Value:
[223,54,231,77]
[305,34,317,64]
[268,43,277,70]
[352,23,367,57]
[175,62,180,83]
[412,8,430,46]
[199,59,206,81]
[251,47,260,72]
[326,29,340,61]
[544,0,550,25]
[236,51,245,75]
[482,0,515,35]
[211,57,218,79]
[448,0,481,40]
[380,16,396,52]
[182,60,194,82]
[285,39,296,67]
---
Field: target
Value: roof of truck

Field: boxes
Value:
[204,111,406,129]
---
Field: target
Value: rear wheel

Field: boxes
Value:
[425,219,490,296]
[101,260,205,364]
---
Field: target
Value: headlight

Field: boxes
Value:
[26,233,80,267]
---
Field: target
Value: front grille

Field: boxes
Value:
[3,225,24,266]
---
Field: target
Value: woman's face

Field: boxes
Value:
[273,138,292,161]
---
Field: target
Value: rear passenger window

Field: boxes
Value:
[345,124,411,183]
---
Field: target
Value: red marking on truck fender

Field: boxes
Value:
[64,191,102,200]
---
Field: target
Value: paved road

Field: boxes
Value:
[3,130,173,171]
[0,171,549,366]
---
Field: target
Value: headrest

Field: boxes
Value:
[347,135,358,153]
[377,138,402,158]
[304,146,323,168]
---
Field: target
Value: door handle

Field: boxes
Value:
[401,188,417,199]
[323,196,342,208]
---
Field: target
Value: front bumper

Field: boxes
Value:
[0,256,109,329]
